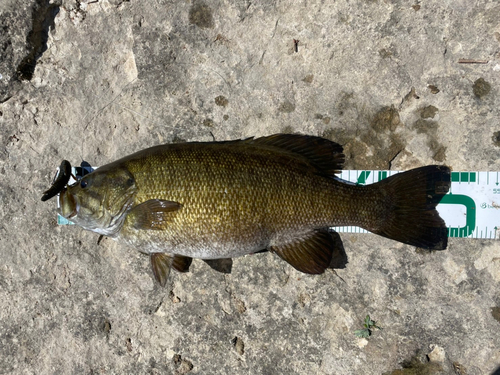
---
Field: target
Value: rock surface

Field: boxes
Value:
[1,0,500,374]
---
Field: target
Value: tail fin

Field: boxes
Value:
[367,165,450,250]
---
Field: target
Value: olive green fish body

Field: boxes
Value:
[52,134,451,285]
[116,142,364,259]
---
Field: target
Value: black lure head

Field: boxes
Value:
[41,160,72,202]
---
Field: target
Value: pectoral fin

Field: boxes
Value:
[130,199,182,230]
[150,253,193,287]
[270,230,338,274]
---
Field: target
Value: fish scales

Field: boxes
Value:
[121,142,357,258]
[46,134,451,285]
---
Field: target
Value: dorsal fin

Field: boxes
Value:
[248,134,345,176]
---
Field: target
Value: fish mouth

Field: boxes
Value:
[58,189,78,219]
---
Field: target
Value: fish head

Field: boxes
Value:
[58,166,137,236]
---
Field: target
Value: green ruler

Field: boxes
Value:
[334,170,499,239]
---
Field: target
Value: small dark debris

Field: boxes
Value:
[371,106,401,132]
[126,338,132,352]
[278,100,295,113]
[203,118,214,127]
[173,354,182,365]
[101,319,111,334]
[428,85,440,94]
[491,306,500,323]
[302,74,314,83]
[492,132,500,147]
[97,235,105,245]
[232,336,245,355]
[384,355,443,375]
[173,354,193,374]
[235,298,246,314]
[473,78,491,98]
[379,48,392,58]
[169,291,181,303]
[109,0,130,5]
[223,114,229,121]
[420,105,438,119]
[432,145,446,162]
[402,87,420,104]
[281,125,295,134]
[171,135,187,144]
[412,4,421,11]
[215,95,228,107]
[413,119,438,134]
[452,362,467,375]
[188,2,214,29]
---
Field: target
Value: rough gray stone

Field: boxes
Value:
[1,0,500,374]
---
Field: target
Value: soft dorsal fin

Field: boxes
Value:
[248,134,345,176]
[270,229,340,274]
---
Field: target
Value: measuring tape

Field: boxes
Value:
[56,167,500,240]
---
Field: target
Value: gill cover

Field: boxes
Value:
[58,166,137,236]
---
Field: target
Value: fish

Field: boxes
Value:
[43,134,451,286]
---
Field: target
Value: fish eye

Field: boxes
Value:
[80,179,89,188]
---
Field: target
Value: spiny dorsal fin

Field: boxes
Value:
[150,253,193,286]
[270,229,338,274]
[129,199,182,230]
[248,134,345,176]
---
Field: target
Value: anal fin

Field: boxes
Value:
[150,253,193,287]
[270,230,339,274]
[203,258,233,274]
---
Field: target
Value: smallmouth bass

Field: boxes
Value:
[43,134,451,286]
